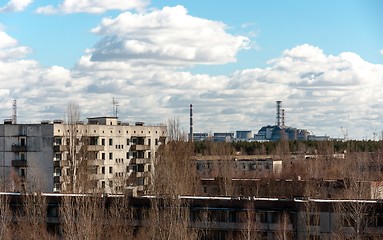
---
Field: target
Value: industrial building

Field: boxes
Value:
[0,117,167,195]
[254,101,310,141]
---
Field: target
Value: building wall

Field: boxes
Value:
[0,124,54,192]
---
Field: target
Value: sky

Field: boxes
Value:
[0,0,383,140]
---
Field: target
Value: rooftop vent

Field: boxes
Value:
[4,119,13,124]
[135,122,144,126]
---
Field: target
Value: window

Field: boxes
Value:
[109,181,113,187]
[109,152,113,160]
[137,164,145,172]
[148,139,151,146]
[101,167,105,174]
[101,139,105,146]
[109,138,113,146]
[20,168,26,177]
[55,153,61,161]
[101,153,105,160]
[54,137,62,145]
[109,166,113,174]
[155,139,158,145]
[126,139,130,145]
[54,168,61,176]
[101,181,105,188]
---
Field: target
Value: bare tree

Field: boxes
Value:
[150,141,200,196]
[239,201,260,240]
[104,196,135,239]
[60,195,105,240]
[144,141,200,239]
[0,194,11,240]
[14,193,53,240]
[62,101,92,193]
[167,117,186,141]
[142,197,197,240]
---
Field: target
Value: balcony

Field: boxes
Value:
[86,160,104,166]
[54,175,70,183]
[130,145,150,151]
[130,158,149,164]
[87,145,104,152]
[89,174,105,180]
[130,172,150,178]
[53,145,68,152]
[11,145,27,152]
[53,160,69,167]
[12,160,27,167]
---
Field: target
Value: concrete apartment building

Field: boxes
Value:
[0,117,167,195]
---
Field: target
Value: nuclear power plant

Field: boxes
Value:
[253,101,310,141]
[191,100,329,142]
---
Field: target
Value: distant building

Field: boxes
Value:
[193,132,209,142]
[0,117,167,195]
[194,155,282,179]
[213,132,234,142]
[254,125,309,141]
[236,130,252,141]
[308,135,331,141]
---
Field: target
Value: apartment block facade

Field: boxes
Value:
[0,117,167,195]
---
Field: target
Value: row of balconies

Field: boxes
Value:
[53,158,149,167]
[53,144,150,152]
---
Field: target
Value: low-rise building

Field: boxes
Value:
[194,155,282,179]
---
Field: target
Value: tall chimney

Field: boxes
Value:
[282,109,285,129]
[12,99,17,124]
[276,101,282,127]
[189,104,193,142]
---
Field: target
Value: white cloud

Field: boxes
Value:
[89,5,250,66]
[0,31,31,59]
[0,0,32,12]
[35,5,57,14]
[36,0,148,14]
[380,49,383,55]
[1,25,382,140]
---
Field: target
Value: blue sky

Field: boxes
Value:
[0,0,383,139]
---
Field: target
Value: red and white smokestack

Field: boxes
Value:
[189,104,193,142]
[276,101,282,127]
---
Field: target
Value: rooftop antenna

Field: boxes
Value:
[12,99,17,124]
[112,98,119,118]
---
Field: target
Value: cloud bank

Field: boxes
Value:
[1,6,383,140]
[90,6,250,66]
